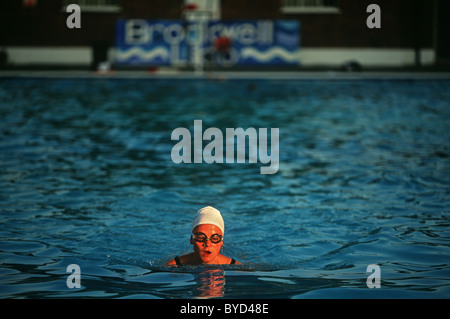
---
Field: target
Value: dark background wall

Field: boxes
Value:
[0,0,438,50]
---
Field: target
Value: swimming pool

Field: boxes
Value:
[0,75,449,299]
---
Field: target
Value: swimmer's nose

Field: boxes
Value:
[203,240,211,247]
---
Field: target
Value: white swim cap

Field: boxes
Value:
[192,206,224,234]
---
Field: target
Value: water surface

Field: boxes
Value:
[0,77,449,298]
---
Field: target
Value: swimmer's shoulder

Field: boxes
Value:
[222,255,241,265]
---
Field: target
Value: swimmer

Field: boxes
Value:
[166,206,241,266]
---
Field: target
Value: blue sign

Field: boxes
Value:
[115,19,300,66]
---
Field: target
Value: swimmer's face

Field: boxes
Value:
[191,224,223,264]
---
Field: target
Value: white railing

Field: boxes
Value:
[281,0,340,14]
[62,0,121,13]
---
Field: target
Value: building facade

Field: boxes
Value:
[0,0,447,69]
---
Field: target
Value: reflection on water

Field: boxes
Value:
[193,269,225,298]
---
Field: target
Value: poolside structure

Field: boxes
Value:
[0,0,449,70]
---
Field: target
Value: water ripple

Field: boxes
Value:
[0,78,449,298]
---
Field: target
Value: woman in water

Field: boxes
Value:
[166,206,241,266]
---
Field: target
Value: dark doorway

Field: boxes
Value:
[436,0,450,61]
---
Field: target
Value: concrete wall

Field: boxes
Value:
[0,0,437,68]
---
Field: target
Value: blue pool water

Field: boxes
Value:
[0,75,449,299]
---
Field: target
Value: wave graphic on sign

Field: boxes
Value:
[240,47,299,64]
[116,47,170,63]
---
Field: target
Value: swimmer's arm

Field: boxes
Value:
[228,256,241,264]
[166,259,177,266]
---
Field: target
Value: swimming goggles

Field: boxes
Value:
[192,232,223,244]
